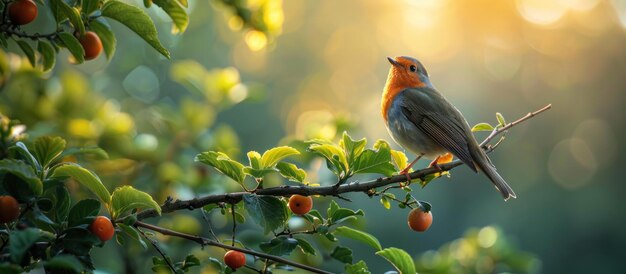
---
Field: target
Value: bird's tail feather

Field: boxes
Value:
[475,157,516,201]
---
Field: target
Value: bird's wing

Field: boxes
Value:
[399,89,478,172]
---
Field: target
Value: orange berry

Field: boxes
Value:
[8,0,37,25]
[89,216,115,241]
[79,31,103,60]
[0,195,20,223]
[407,207,432,232]
[224,250,246,269]
[288,195,313,215]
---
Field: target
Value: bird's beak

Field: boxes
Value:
[387,57,400,67]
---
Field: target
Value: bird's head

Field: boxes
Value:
[385,56,430,89]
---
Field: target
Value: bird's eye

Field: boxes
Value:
[409,65,417,72]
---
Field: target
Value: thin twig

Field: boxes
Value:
[134,221,332,274]
[135,105,552,221]
[230,203,236,247]
[136,226,177,273]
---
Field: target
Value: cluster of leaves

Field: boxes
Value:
[0,0,186,71]
[0,116,161,273]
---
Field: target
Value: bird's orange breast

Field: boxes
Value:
[381,70,426,121]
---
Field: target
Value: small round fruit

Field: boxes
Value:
[90,216,115,241]
[0,195,20,223]
[79,31,103,60]
[407,207,432,232]
[288,195,313,215]
[8,0,38,25]
[224,250,246,269]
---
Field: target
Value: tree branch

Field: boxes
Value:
[134,221,333,274]
[135,104,551,221]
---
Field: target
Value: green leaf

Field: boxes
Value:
[176,0,187,8]
[54,227,99,254]
[309,143,348,176]
[331,246,353,264]
[16,40,35,67]
[243,167,275,178]
[275,162,306,183]
[331,208,364,224]
[90,19,117,61]
[37,41,56,72]
[45,255,83,273]
[496,112,507,127]
[101,0,170,58]
[50,0,85,35]
[327,200,339,219]
[152,0,188,33]
[335,226,382,251]
[9,228,40,263]
[111,185,161,218]
[376,247,416,274]
[471,122,494,132]
[52,164,110,204]
[180,254,200,271]
[0,264,22,274]
[118,223,147,249]
[261,146,300,168]
[390,150,409,171]
[10,142,41,171]
[340,132,366,166]
[195,151,245,184]
[295,237,316,255]
[259,236,298,256]
[50,186,71,222]
[0,159,42,196]
[346,260,371,274]
[67,199,101,227]
[351,140,395,176]
[31,136,66,169]
[57,32,85,64]
[247,151,262,169]
[380,196,391,210]
[242,194,288,234]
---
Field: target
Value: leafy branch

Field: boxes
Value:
[136,104,552,221]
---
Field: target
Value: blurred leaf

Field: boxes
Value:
[243,194,288,234]
[259,236,298,256]
[261,146,299,168]
[32,136,66,169]
[275,162,306,183]
[496,112,506,127]
[51,0,85,35]
[351,140,395,176]
[175,0,187,7]
[55,227,99,254]
[195,151,245,184]
[101,0,170,58]
[90,19,117,60]
[340,132,366,166]
[376,247,415,274]
[60,147,109,160]
[111,185,161,218]
[0,159,42,196]
[380,196,391,210]
[178,254,200,271]
[471,123,494,132]
[331,246,353,264]
[67,199,101,227]
[52,164,110,204]
[295,237,316,255]
[37,41,56,72]
[346,260,371,274]
[57,32,85,64]
[0,264,22,274]
[118,223,147,249]
[15,40,35,67]
[335,226,382,251]
[9,228,39,263]
[45,255,83,273]
[82,0,103,15]
[152,0,188,33]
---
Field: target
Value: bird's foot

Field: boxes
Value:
[399,153,424,183]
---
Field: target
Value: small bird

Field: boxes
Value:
[381,56,516,200]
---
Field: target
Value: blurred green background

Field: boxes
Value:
[1,0,625,273]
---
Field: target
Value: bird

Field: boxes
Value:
[381,56,516,200]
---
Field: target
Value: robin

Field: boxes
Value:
[382,56,516,200]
